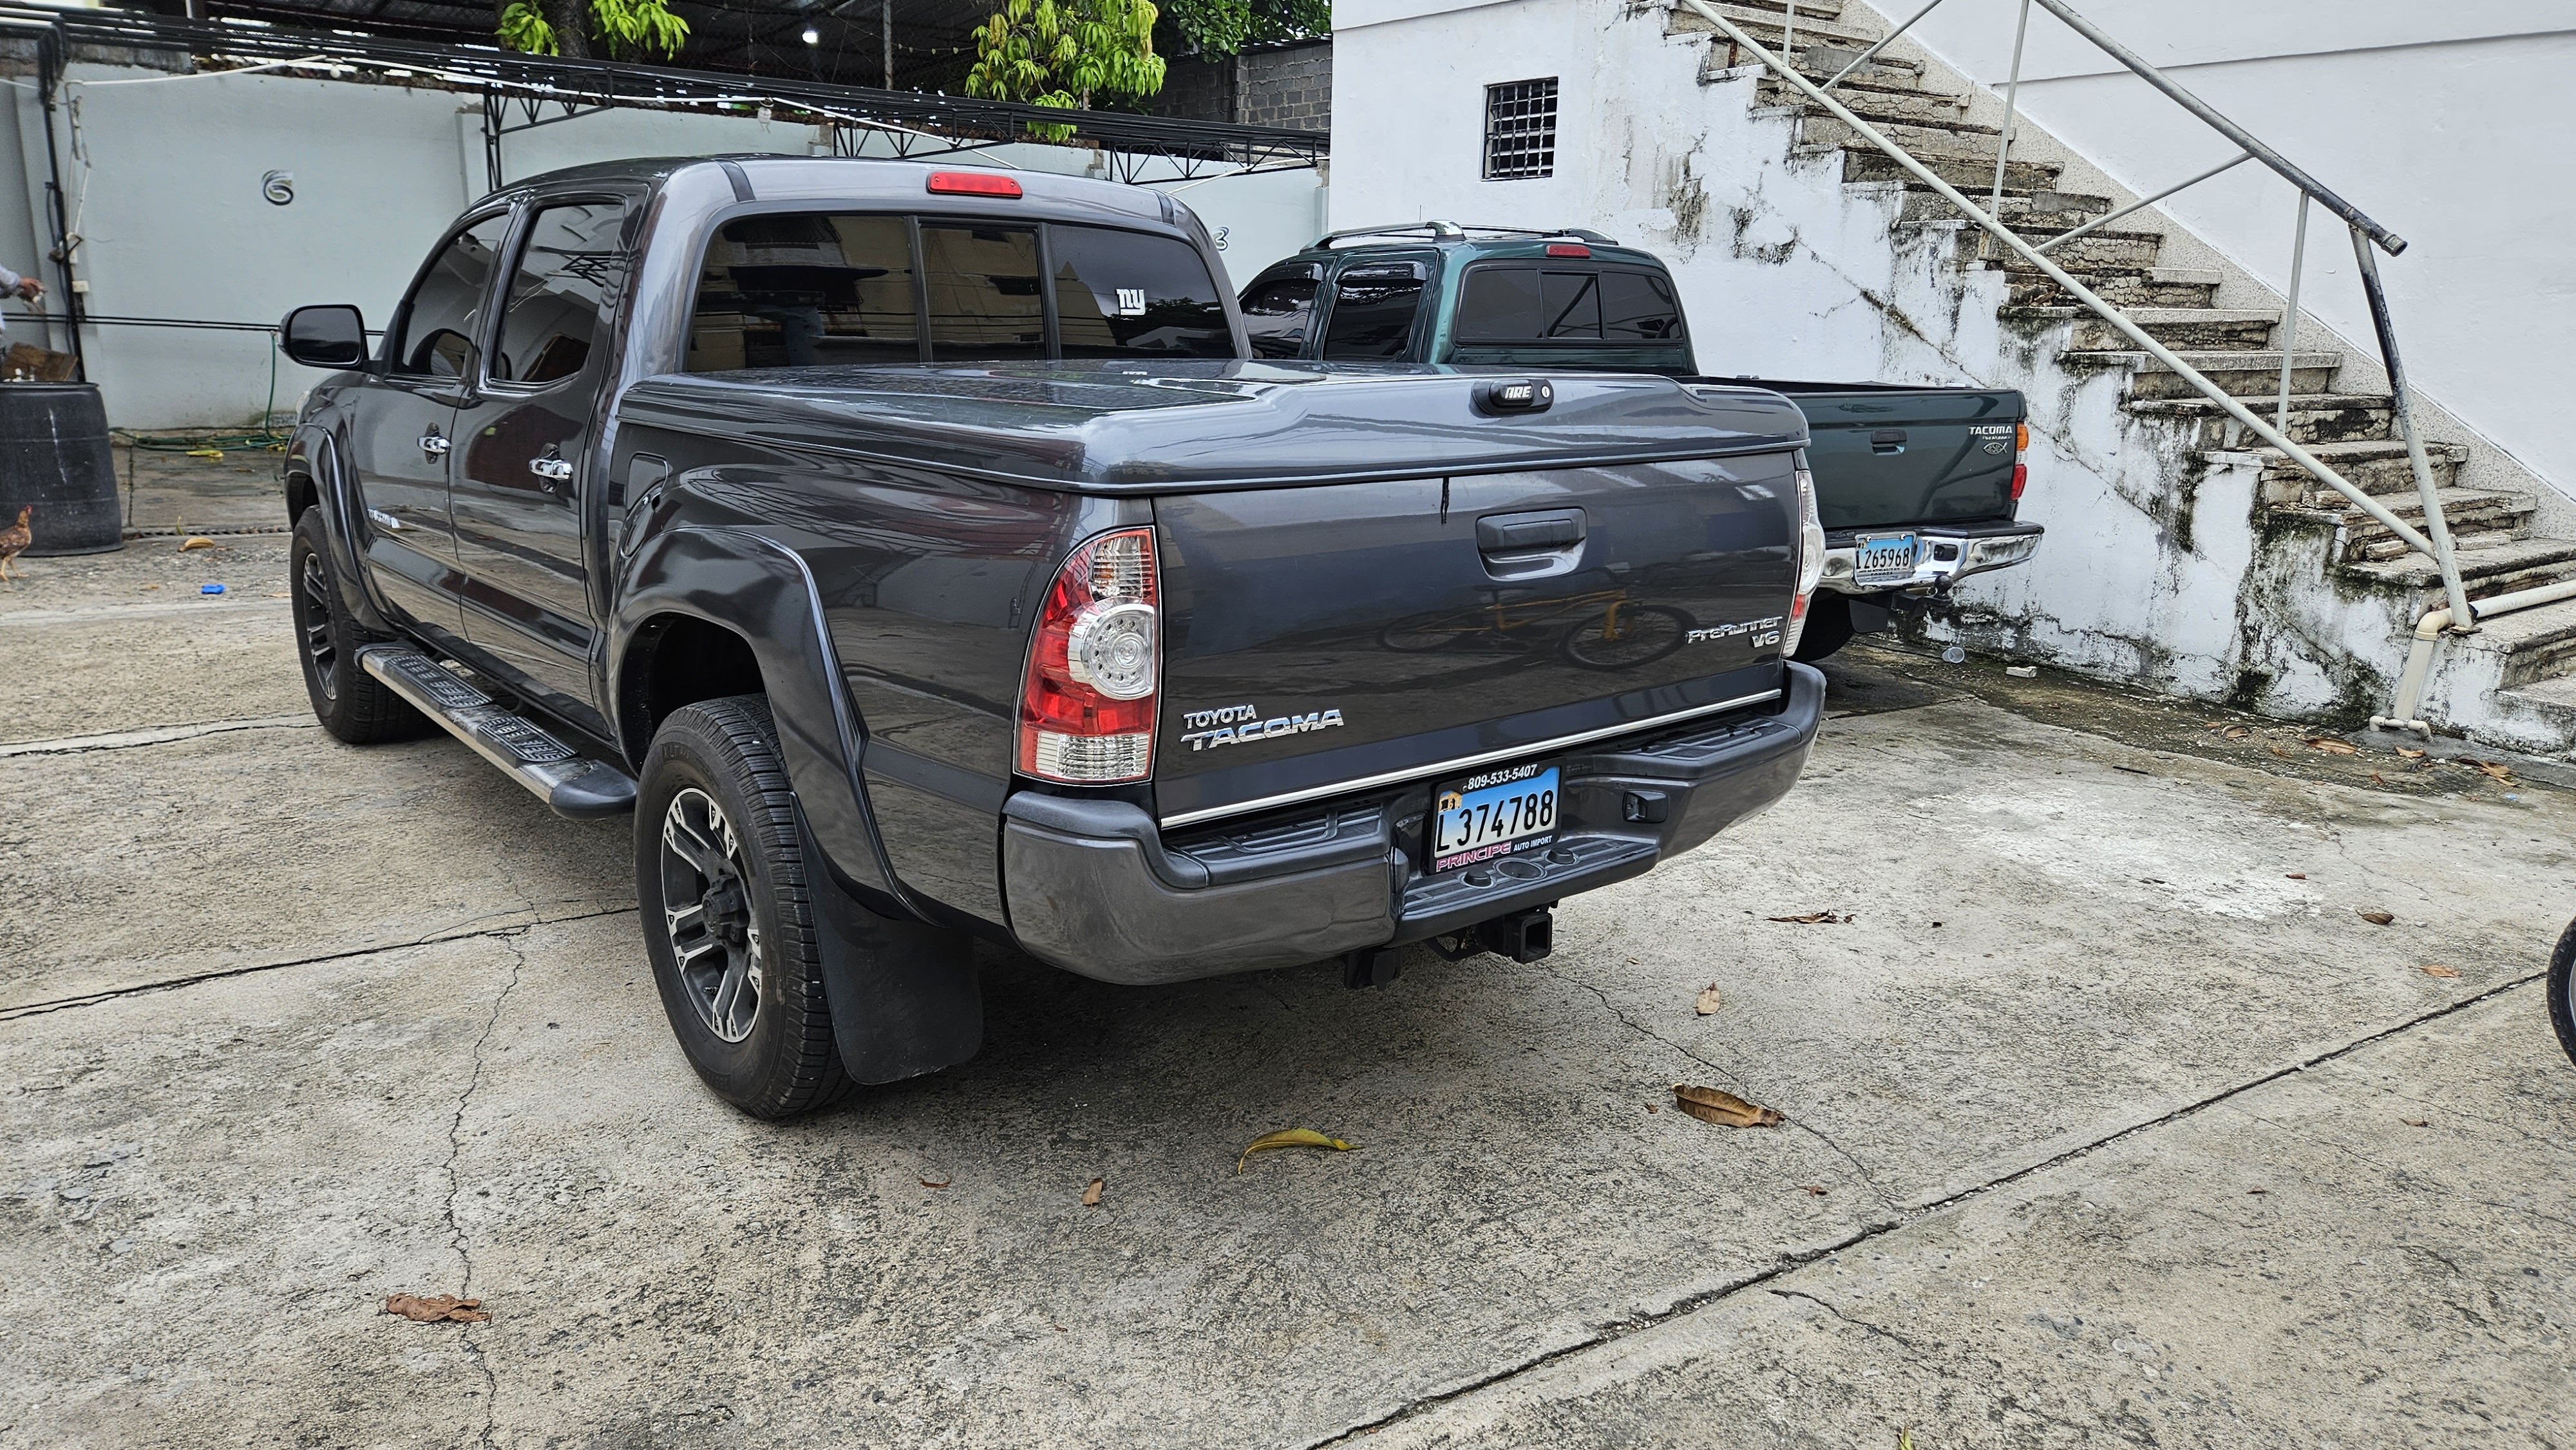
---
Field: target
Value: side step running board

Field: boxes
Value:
[357,645,638,819]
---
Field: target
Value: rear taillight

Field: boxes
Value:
[1018,527,1159,783]
[1781,464,1826,657]
[2011,422,2031,500]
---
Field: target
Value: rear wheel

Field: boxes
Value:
[637,695,853,1118]
[290,507,428,744]
[2548,916,2575,1068]
[1561,603,1687,670]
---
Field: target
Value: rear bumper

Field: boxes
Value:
[1001,663,1825,984]
[1818,517,2043,594]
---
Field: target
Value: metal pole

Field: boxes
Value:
[2273,191,2307,440]
[33,30,83,381]
[1825,0,1950,91]
[1781,0,1795,70]
[1990,0,2031,217]
[2351,223,2474,632]
[2029,0,2403,255]
[2032,149,2249,254]
[882,0,893,90]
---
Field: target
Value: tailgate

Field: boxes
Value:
[1747,383,2021,532]
[1151,457,1798,826]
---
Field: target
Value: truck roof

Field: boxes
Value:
[617,360,1804,492]
[1267,224,1676,274]
[480,155,1174,234]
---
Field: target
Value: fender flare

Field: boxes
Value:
[285,424,397,634]
[612,525,981,1084]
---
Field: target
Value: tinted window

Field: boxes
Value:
[689,213,918,372]
[494,201,627,386]
[923,222,1044,361]
[1455,267,1540,339]
[1241,272,1318,358]
[1321,265,1425,361]
[1051,225,1233,358]
[394,214,511,378]
[1540,270,1600,339]
[1602,270,1683,341]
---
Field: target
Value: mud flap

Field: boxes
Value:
[799,814,983,1084]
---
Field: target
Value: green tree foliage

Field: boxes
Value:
[1160,0,1329,58]
[496,0,689,61]
[963,0,1167,117]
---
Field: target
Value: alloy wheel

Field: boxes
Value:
[659,787,764,1043]
[298,548,338,700]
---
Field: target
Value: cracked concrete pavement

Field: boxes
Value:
[4,496,2571,1447]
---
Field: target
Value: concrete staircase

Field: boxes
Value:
[1669,0,2576,757]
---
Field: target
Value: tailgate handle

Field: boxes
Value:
[1477,511,1585,554]
[1871,428,1908,453]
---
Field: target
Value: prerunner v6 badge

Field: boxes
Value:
[1430,760,1561,873]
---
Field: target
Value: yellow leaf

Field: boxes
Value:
[1082,1176,1104,1207]
[1236,1127,1359,1174]
[2358,910,2395,926]
[2397,748,2426,760]
[185,447,223,460]
[1694,984,1723,1015]
[178,536,216,551]
[2421,964,2463,978]
[2304,737,2358,756]
[1672,1084,1785,1127]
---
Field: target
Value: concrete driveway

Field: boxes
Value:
[5,514,2571,1448]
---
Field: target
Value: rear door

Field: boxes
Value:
[348,211,514,643]
[450,196,632,722]
[1150,457,1797,825]
[1761,386,2021,530]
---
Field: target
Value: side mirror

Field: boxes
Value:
[281,304,368,370]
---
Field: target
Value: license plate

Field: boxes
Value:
[1429,762,1560,873]
[1853,531,1920,585]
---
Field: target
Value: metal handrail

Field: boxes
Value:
[1679,0,2479,672]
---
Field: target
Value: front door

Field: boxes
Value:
[450,198,632,725]
[1319,254,1435,362]
[349,212,513,641]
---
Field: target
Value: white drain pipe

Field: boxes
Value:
[2374,578,2576,735]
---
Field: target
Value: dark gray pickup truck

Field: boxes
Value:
[1238,223,2043,660]
[279,158,1825,1117]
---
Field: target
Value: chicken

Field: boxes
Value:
[0,505,28,583]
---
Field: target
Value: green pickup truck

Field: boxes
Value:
[1238,223,2041,660]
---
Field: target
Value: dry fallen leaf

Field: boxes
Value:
[1694,984,1723,1015]
[1799,1185,1828,1196]
[2224,726,2251,740]
[2247,1187,2269,1196]
[1766,911,1850,925]
[2269,746,2297,759]
[2403,1118,2430,1128]
[1672,1084,1786,1128]
[2420,965,2463,979]
[383,1294,488,1323]
[2476,762,2515,782]
[1645,1104,1659,1114]
[1081,1176,1104,1207]
[2397,748,2427,760]
[2306,737,2360,756]
[2359,910,2396,926]
[919,1176,952,1189]
[2370,772,2387,786]
[2285,872,2307,880]
[177,536,216,551]
[1237,1128,1360,1174]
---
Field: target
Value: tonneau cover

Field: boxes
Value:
[614,360,1806,491]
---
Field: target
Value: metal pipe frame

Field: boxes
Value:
[1823,0,1949,91]
[1674,0,2450,573]
[2351,225,2474,632]
[2028,0,2404,256]
[2031,150,2249,254]
[1988,0,2030,216]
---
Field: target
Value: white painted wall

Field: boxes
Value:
[1,64,1324,427]
[1895,0,2576,496]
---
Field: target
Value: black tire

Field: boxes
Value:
[1561,603,1689,670]
[636,695,854,1118]
[1791,592,1858,664]
[290,507,430,744]
[2549,916,2576,1069]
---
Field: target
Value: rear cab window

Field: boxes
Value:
[687,213,1236,371]
[1453,262,1686,346]
[1321,260,1430,361]
[1240,263,1322,359]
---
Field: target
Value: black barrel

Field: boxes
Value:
[0,381,120,555]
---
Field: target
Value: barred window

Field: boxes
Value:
[1484,78,1559,180]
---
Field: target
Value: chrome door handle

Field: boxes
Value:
[417,433,451,457]
[529,457,574,483]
